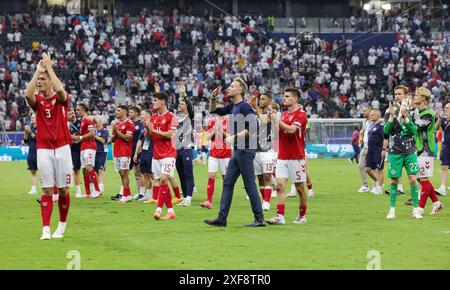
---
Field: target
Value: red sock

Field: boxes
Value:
[173,187,181,199]
[53,186,59,195]
[259,187,265,199]
[264,187,272,203]
[83,174,91,195]
[157,186,165,208]
[276,204,285,216]
[89,170,100,192]
[164,185,173,209]
[428,182,439,203]
[153,185,159,200]
[307,183,313,190]
[58,192,70,222]
[207,178,215,203]
[300,204,307,217]
[419,180,430,208]
[123,187,131,197]
[40,195,53,227]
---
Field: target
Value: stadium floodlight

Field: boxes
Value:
[381,3,391,10]
[443,4,448,9]
[363,3,371,11]
[300,31,313,45]
[422,4,427,10]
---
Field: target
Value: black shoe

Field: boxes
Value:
[204,217,227,227]
[245,219,266,227]
[405,198,413,206]
[385,190,390,195]
[435,190,444,196]
[111,194,121,201]
[398,190,405,195]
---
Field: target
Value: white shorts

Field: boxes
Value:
[208,157,230,175]
[37,144,73,188]
[115,157,131,171]
[417,156,434,178]
[254,152,275,175]
[272,152,278,168]
[276,159,307,183]
[152,157,176,179]
[81,149,96,168]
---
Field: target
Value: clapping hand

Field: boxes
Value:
[154,84,160,93]
[177,81,186,95]
[211,85,222,100]
[41,52,53,70]
[387,102,395,118]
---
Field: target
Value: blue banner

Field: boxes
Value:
[306,144,355,159]
[0,145,115,161]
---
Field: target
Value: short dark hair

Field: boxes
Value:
[77,103,89,112]
[261,93,272,99]
[284,87,301,99]
[154,92,168,104]
[129,106,141,114]
[117,105,129,113]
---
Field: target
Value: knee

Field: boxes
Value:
[42,188,53,195]
[58,187,68,196]
[275,183,284,192]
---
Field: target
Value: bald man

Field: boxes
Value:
[365,110,384,195]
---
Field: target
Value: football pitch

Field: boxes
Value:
[0,159,448,270]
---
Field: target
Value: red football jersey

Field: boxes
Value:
[150,110,178,160]
[278,108,307,160]
[30,93,72,149]
[207,117,232,159]
[80,117,97,151]
[113,119,135,158]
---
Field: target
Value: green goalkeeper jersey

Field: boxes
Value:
[384,108,418,155]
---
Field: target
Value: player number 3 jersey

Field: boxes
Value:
[31,93,72,149]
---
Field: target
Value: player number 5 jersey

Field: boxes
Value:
[278,108,307,160]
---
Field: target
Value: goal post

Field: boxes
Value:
[305,118,365,159]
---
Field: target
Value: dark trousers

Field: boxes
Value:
[176,148,194,198]
[351,144,360,162]
[219,149,264,221]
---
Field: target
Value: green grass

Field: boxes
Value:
[0,159,449,270]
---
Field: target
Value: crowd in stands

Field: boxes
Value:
[0,3,449,133]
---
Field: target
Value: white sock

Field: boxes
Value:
[99,183,104,192]
[398,184,404,192]
[186,196,192,202]
[120,186,123,195]
[146,188,152,196]
[140,187,146,195]
[375,182,379,188]
[433,201,440,206]
[156,207,162,213]
[168,208,174,214]
[291,184,296,193]
[31,186,36,191]
[390,207,396,212]
[76,185,81,193]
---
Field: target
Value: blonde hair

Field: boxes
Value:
[233,77,248,96]
[415,87,432,103]
[394,85,409,95]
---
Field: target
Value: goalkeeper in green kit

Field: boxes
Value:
[384,85,423,219]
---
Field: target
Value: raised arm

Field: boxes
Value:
[209,85,222,113]
[41,52,67,102]
[25,61,45,107]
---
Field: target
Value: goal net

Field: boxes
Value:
[305,118,365,159]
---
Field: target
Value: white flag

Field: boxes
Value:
[67,0,81,15]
